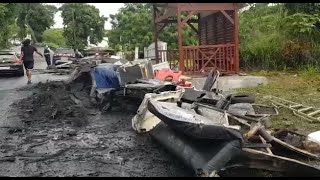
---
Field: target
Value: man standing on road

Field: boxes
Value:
[75,49,83,61]
[19,39,44,84]
[44,45,51,68]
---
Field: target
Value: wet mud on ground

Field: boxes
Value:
[0,81,191,177]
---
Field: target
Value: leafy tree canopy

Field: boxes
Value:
[108,3,197,52]
[16,3,58,42]
[0,3,19,47]
[60,3,106,50]
[42,28,66,49]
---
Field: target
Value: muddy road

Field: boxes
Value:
[0,46,65,90]
[0,48,191,177]
[0,48,67,137]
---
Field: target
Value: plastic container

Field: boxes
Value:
[154,68,182,82]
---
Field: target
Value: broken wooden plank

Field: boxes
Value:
[237,148,320,176]
[253,126,320,160]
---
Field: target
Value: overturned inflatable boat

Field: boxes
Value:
[150,123,320,177]
[132,91,320,177]
[147,99,244,142]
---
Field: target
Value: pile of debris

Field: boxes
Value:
[13,80,94,128]
[62,56,320,177]
[10,55,320,177]
[129,69,320,177]
[0,59,194,176]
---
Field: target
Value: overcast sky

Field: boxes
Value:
[48,3,124,30]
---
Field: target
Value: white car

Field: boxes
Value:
[53,48,76,69]
[13,40,21,46]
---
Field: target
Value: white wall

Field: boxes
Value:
[144,41,167,62]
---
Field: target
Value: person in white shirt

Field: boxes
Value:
[75,49,83,59]
[44,45,51,67]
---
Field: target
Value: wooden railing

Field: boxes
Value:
[158,49,179,70]
[182,44,236,74]
[155,44,237,75]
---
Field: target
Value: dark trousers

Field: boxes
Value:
[45,55,51,66]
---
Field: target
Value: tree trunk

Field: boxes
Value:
[25,8,38,44]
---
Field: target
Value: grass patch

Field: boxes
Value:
[237,70,320,135]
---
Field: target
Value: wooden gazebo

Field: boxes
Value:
[152,3,246,75]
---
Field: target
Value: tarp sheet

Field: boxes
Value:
[92,63,120,89]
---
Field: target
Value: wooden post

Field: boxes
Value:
[153,5,159,64]
[177,5,184,72]
[234,4,240,74]
[197,13,201,45]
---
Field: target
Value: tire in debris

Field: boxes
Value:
[226,93,255,104]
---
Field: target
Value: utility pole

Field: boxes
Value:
[72,8,77,50]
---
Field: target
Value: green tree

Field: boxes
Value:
[108,3,153,52]
[284,3,320,15]
[0,3,19,48]
[239,4,285,69]
[42,28,66,49]
[16,3,58,42]
[239,3,320,70]
[108,3,198,52]
[60,3,106,51]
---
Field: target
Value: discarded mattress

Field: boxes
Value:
[150,122,242,177]
[92,63,120,89]
[147,100,244,142]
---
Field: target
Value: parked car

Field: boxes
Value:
[13,40,21,46]
[10,39,21,46]
[0,50,24,76]
[53,48,75,66]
